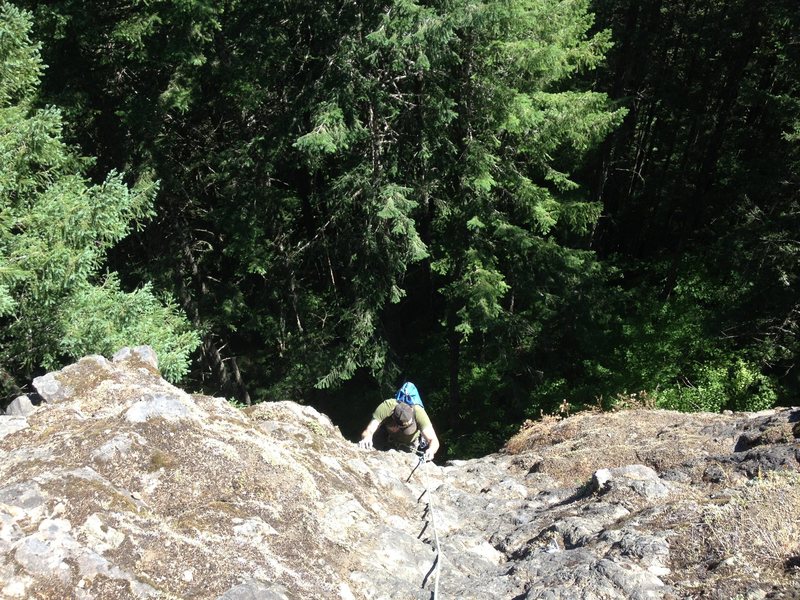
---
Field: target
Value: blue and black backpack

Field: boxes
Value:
[395,382,423,408]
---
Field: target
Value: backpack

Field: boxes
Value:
[395,382,424,408]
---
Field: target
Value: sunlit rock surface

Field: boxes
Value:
[1,348,798,599]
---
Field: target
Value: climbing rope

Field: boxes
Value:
[409,454,442,599]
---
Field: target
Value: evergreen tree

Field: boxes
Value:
[21,0,426,402]
[424,0,623,448]
[0,2,199,401]
[290,0,624,452]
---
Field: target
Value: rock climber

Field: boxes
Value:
[358,382,440,462]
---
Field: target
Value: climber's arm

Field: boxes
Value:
[359,419,381,449]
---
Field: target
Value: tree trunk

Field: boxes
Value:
[446,306,462,431]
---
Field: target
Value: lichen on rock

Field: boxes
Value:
[0,349,798,599]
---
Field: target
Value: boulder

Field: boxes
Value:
[4,395,38,417]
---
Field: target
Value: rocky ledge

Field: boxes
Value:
[0,348,798,599]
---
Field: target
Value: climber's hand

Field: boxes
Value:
[358,437,374,450]
[423,449,435,462]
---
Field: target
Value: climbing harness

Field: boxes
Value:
[408,453,442,599]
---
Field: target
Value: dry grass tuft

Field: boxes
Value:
[700,471,800,571]
[611,390,658,411]
[668,470,800,596]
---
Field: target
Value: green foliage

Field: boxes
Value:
[293,102,361,160]
[58,275,199,381]
[0,2,41,105]
[440,362,521,458]
[614,265,782,414]
[226,397,248,409]
[0,3,199,393]
[655,358,778,414]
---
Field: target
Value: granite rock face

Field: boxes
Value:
[1,348,798,599]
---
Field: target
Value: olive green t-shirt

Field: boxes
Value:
[372,398,432,448]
